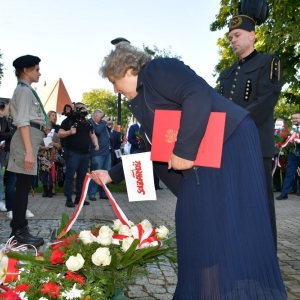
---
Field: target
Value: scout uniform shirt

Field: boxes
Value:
[7,80,46,175]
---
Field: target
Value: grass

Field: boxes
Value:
[32,180,127,194]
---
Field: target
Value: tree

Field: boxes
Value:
[82,89,132,134]
[0,50,3,86]
[143,44,182,60]
[210,0,300,106]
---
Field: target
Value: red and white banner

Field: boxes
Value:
[122,152,156,202]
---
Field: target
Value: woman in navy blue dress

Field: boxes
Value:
[90,42,287,299]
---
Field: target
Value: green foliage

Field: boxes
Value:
[81,88,132,134]
[143,44,182,60]
[210,0,300,108]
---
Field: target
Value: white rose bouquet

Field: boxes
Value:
[1,213,176,300]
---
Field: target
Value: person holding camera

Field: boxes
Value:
[87,109,112,201]
[8,55,48,247]
[58,102,99,207]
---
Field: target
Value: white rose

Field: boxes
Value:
[78,230,95,245]
[92,247,111,266]
[95,226,113,246]
[0,250,3,262]
[118,225,132,237]
[140,219,152,231]
[128,220,135,227]
[113,219,123,231]
[121,237,135,252]
[66,253,85,271]
[156,225,169,239]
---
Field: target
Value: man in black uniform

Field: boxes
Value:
[58,103,99,207]
[219,8,283,248]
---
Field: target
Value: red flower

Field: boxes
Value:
[41,282,61,298]
[0,290,21,300]
[62,234,78,248]
[50,249,65,265]
[65,271,85,285]
[51,242,63,250]
[282,133,287,139]
[13,283,30,292]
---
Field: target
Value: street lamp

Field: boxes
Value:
[111,37,130,132]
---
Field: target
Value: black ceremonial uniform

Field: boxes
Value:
[219,50,282,158]
[219,50,283,249]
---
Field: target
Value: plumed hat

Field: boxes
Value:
[12,55,41,69]
[229,0,269,32]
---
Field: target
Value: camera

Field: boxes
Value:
[107,117,116,121]
[62,104,88,120]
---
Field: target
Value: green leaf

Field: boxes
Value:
[119,239,139,265]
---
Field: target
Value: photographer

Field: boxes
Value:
[87,109,111,201]
[58,102,99,207]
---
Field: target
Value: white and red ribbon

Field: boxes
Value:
[58,173,160,248]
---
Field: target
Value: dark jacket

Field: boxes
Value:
[109,58,249,196]
[0,116,16,152]
[128,123,140,153]
[219,51,283,157]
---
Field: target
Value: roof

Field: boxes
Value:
[37,78,73,114]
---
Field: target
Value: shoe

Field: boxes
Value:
[273,188,281,192]
[65,199,75,208]
[7,211,12,219]
[88,196,97,201]
[74,199,90,205]
[48,186,53,198]
[0,201,7,212]
[288,190,297,194]
[155,186,163,190]
[26,209,34,218]
[10,226,44,247]
[100,195,108,200]
[276,194,288,200]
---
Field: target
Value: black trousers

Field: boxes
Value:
[10,173,32,229]
[264,158,277,250]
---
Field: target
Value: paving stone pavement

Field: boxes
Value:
[0,188,299,299]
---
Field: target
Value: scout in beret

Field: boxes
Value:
[219,0,283,249]
[7,54,48,248]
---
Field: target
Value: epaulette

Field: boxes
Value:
[270,56,281,82]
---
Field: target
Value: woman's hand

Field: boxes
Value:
[88,170,112,186]
[168,153,194,171]
[25,152,35,172]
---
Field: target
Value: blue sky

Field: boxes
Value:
[0,0,227,104]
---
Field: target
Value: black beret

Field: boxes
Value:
[229,15,255,32]
[12,55,41,69]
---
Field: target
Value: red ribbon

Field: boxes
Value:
[4,258,19,283]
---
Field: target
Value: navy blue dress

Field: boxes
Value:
[174,116,286,299]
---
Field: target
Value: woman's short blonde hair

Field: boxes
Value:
[100,42,151,79]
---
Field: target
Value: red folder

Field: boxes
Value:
[151,110,226,168]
